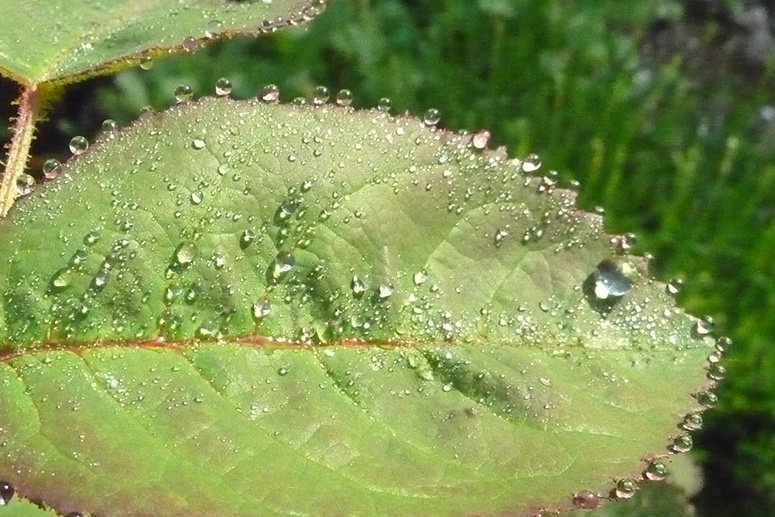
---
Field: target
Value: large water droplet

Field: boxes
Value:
[572,490,600,509]
[335,89,353,106]
[592,258,635,299]
[252,299,271,319]
[174,241,197,267]
[240,229,256,248]
[50,268,73,291]
[644,461,668,481]
[422,108,440,126]
[521,153,542,173]
[271,251,295,281]
[101,119,118,133]
[377,97,392,112]
[666,278,684,296]
[15,174,35,197]
[260,84,280,104]
[69,136,89,155]
[351,275,367,296]
[0,481,14,505]
[42,158,62,180]
[174,84,193,103]
[694,315,715,337]
[671,435,693,453]
[215,77,232,96]
[682,411,703,431]
[378,284,394,300]
[312,85,330,105]
[205,19,223,38]
[614,479,637,499]
[472,130,491,150]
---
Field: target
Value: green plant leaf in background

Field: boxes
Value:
[0,0,329,86]
[0,97,716,516]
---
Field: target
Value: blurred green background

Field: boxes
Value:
[2,0,774,515]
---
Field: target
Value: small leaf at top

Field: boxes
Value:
[0,97,716,516]
[0,0,328,85]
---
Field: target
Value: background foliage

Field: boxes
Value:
[1,0,773,515]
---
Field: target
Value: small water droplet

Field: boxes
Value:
[139,56,154,70]
[697,391,718,407]
[190,190,203,205]
[215,77,232,96]
[614,479,637,499]
[42,158,62,180]
[422,108,440,126]
[521,153,542,172]
[592,258,635,299]
[15,173,35,197]
[260,84,280,103]
[715,336,732,352]
[335,89,353,106]
[494,229,508,247]
[671,435,693,453]
[84,231,101,246]
[277,366,289,376]
[312,85,330,105]
[240,229,256,248]
[644,461,668,481]
[174,84,193,103]
[472,130,491,149]
[441,384,452,392]
[611,233,637,253]
[0,481,15,505]
[252,299,271,319]
[50,268,73,291]
[572,490,600,509]
[377,97,392,112]
[682,412,703,431]
[69,136,89,155]
[413,271,427,285]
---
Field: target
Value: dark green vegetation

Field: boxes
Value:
[2,0,773,515]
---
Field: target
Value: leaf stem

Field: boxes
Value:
[0,84,41,217]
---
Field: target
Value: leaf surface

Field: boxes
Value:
[0,98,714,516]
[0,0,327,85]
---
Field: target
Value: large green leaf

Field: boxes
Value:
[0,0,328,85]
[0,98,715,516]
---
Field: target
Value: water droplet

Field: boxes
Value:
[101,119,118,133]
[697,391,718,407]
[378,284,394,299]
[50,268,73,291]
[694,315,715,336]
[707,364,726,381]
[682,412,703,431]
[572,490,600,509]
[69,136,89,155]
[351,276,367,296]
[644,461,668,481]
[260,84,280,103]
[272,251,295,281]
[174,84,193,103]
[84,231,101,246]
[422,108,440,126]
[277,367,289,376]
[413,270,427,285]
[312,85,330,105]
[205,19,223,38]
[215,77,232,96]
[671,435,693,453]
[139,56,154,70]
[252,299,271,319]
[335,89,353,106]
[174,241,197,267]
[377,97,392,112]
[0,481,14,505]
[472,130,491,149]
[182,36,197,52]
[522,153,542,172]
[592,258,635,299]
[240,229,256,248]
[715,336,732,352]
[441,384,452,392]
[15,173,35,197]
[42,158,62,180]
[666,278,684,296]
[611,233,637,253]
[494,229,508,247]
[614,479,637,499]
[190,190,203,205]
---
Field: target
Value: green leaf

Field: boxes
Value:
[0,0,328,85]
[0,98,715,516]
